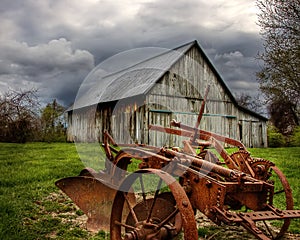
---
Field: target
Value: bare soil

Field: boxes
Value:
[45,191,300,239]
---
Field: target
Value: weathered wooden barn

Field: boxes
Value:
[67,40,268,148]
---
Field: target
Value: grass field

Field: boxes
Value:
[0,143,299,239]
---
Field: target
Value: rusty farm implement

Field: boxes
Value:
[56,88,300,240]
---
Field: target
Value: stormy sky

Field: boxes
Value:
[0,0,264,107]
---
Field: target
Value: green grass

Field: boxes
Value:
[0,143,299,239]
[0,142,90,240]
[248,147,300,233]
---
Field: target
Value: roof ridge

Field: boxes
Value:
[172,39,197,51]
[102,40,197,79]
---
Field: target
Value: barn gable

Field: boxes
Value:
[67,40,268,147]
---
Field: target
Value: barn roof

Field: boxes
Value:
[70,40,267,121]
[71,41,194,111]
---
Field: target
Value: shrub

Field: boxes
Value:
[267,125,286,147]
[290,126,300,147]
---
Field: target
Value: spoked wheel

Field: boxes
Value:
[110,168,198,240]
[256,166,294,239]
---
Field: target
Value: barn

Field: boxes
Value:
[66,40,268,148]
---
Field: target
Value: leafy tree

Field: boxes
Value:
[256,0,300,134]
[41,99,66,142]
[0,89,40,143]
[268,99,297,135]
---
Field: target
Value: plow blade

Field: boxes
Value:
[55,174,135,232]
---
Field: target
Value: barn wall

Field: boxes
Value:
[109,96,148,144]
[146,45,267,148]
[67,96,148,144]
[67,107,98,142]
[67,45,267,148]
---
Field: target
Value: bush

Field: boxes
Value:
[267,125,286,147]
[290,126,300,147]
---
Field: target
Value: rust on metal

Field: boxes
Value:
[55,173,135,232]
[55,175,117,232]
[110,168,198,240]
[56,86,300,240]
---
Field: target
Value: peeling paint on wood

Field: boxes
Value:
[66,43,267,148]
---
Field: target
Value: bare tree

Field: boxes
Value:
[0,89,40,143]
[256,0,300,134]
[235,92,265,115]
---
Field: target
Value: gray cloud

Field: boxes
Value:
[0,38,94,105]
[0,0,263,106]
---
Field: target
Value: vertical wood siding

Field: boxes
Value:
[67,45,267,148]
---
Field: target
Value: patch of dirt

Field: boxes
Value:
[40,191,300,239]
[44,192,88,228]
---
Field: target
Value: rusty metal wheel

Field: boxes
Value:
[255,166,294,239]
[267,166,293,239]
[110,169,198,240]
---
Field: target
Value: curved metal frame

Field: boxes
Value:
[110,168,198,240]
[267,166,294,239]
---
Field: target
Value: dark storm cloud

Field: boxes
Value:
[129,0,263,96]
[0,0,263,106]
[0,38,94,105]
[207,32,264,96]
